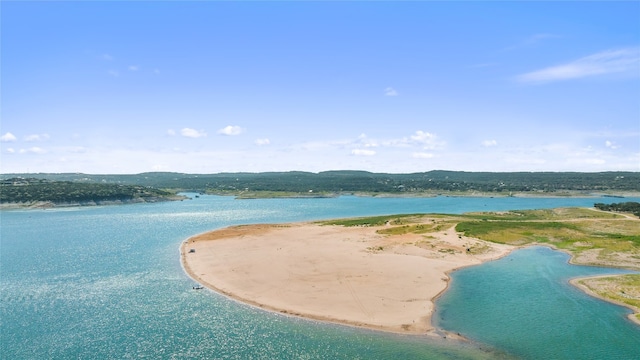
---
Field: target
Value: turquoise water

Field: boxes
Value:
[434,247,639,359]
[1,195,639,359]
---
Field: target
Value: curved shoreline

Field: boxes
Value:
[180,220,514,335]
[569,275,640,326]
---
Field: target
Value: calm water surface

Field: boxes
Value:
[1,195,639,359]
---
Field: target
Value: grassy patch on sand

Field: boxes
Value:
[579,274,640,322]
[321,208,639,270]
[319,207,640,323]
[454,209,640,269]
[320,214,426,227]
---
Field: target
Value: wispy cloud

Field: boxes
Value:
[217,125,244,136]
[516,47,640,84]
[605,140,620,149]
[503,33,561,51]
[6,148,15,154]
[1,132,17,142]
[180,128,207,138]
[19,147,47,154]
[409,131,435,144]
[384,87,398,96]
[101,53,114,61]
[351,149,376,156]
[412,152,434,159]
[356,133,379,148]
[482,139,498,147]
[128,65,139,71]
[108,69,119,77]
[255,138,270,146]
[391,130,444,150]
[25,133,50,142]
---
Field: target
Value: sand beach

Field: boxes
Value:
[181,219,513,334]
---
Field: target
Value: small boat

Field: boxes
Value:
[193,285,204,290]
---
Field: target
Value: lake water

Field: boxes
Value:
[1,195,639,359]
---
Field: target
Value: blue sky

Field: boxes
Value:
[1,1,639,174]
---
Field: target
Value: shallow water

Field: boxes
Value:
[434,246,639,359]
[1,195,638,359]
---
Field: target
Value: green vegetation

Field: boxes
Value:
[0,178,179,205]
[579,274,640,322]
[453,209,640,269]
[594,202,640,217]
[320,214,425,227]
[321,207,639,270]
[455,220,580,245]
[2,170,639,196]
[319,206,640,319]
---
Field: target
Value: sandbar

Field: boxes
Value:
[181,218,513,334]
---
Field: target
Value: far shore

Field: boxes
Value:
[181,220,514,335]
[209,190,640,200]
[0,195,187,210]
[3,191,639,210]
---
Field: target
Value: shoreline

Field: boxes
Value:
[180,220,514,335]
[0,195,187,210]
[212,190,640,200]
[3,191,639,210]
[569,275,640,326]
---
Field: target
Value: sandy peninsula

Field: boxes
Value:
[181,218,513,334]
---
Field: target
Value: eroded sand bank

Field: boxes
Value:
[181,220,513,334]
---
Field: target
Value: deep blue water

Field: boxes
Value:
[1,195,639,359]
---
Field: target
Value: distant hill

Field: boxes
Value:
[0,177,181,206]
[2,171,638,199]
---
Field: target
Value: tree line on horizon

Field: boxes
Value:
[1,171,639,204]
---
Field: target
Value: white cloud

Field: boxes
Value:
[108,69,119,77]
[255,138,270,146]
[65,146,88,154]
[128,65,139,71]
[410,130,435,143]
[101,53,114,61]
[167,129,177,136]
[6,148,15,153]
[350,131,444,152]
[413,152,434,159]
[180,128,207,138]
[19,147,47,154]
[351,149,376,156]
[396,130,443,149]
[605,140,620,149]
[516,47,640,83]
[482,139,498,147]
[384,87,398,96]
[217,125,244,136]
[1,132,17,142]
[25,133,50,142]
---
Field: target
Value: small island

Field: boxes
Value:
[182,207,640,334]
